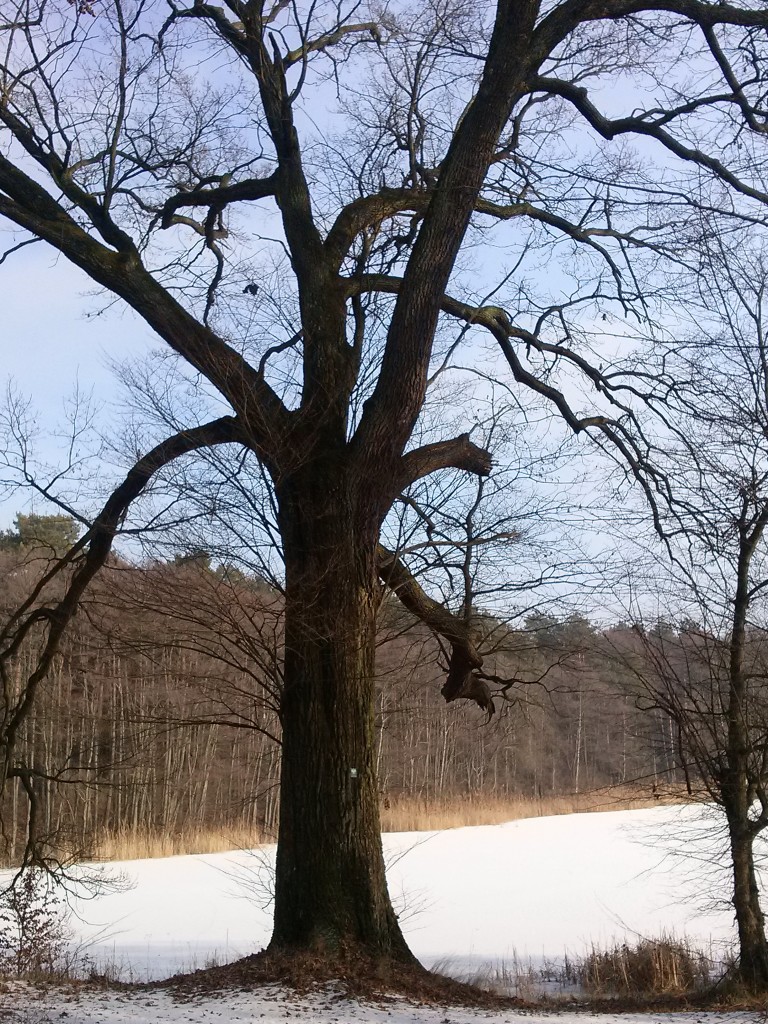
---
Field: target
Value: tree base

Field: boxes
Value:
[157,946,519,1006]
[718,963,768,999]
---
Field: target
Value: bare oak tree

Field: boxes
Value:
[2,0,768,970]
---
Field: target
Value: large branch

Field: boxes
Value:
[399,435,493,490]
[351,0,768,481]
[328,181,666,294]
[351,1,542,477]
[0,155,290,464]
[536,77,768,206]
[0,416,244,756]
[160,172,279,228]
[535,0,768,57]
[0,416,245,871]
[0,105,136,254]
[284,22,382,67]
[351,272,672,537]
[324,187,430,270]
[700,24,768,135]
[377,544,494,715]
[124,2,342,414]
[348,272,649,429]
[242,17,327,284]
[194,6,352,409]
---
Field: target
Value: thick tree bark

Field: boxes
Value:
[728,821,768,990]
[269,468,413,960]
[722,535,768,992]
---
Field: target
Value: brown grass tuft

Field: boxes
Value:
[576,934,712,997]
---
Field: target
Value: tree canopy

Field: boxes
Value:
[0,514,79,557]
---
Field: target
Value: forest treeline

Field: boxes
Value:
[0,523,685,863]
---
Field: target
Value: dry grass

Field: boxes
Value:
[435,938,730,1008]
[92,823,274,862]
[576,934,713,997]
[379,784,688,833]
[87,785,688,862]
[434,952,555,1001]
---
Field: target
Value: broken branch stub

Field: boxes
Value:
[376,544,494,716]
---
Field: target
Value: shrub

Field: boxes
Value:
[0,869,71,978]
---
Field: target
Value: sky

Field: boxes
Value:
[0,0,750,591]
[3,239,154,403]
[1,239,157,528]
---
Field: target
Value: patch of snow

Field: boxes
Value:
[0,984,759,1024]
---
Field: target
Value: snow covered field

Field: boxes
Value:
[60,803,742,980]
[1,803,764,1023]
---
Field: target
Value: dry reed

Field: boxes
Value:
[92,823,274,862]
[576,934,713,996]
[379,784,687,833]
[89,785,687,862]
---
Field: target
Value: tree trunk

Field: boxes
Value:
[269,471,413,962]
[729,821,768,991]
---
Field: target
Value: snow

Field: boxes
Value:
[0,803,764,1023]
[63,803,738,980]
[1,983,758,1024]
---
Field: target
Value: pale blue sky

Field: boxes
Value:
[1,238,156,528]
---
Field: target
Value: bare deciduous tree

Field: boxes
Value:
[614,236,768,991]
[1,0,768,971]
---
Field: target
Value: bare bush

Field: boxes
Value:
[0,870,71,978]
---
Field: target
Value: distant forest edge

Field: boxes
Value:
[0,514,697,864]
